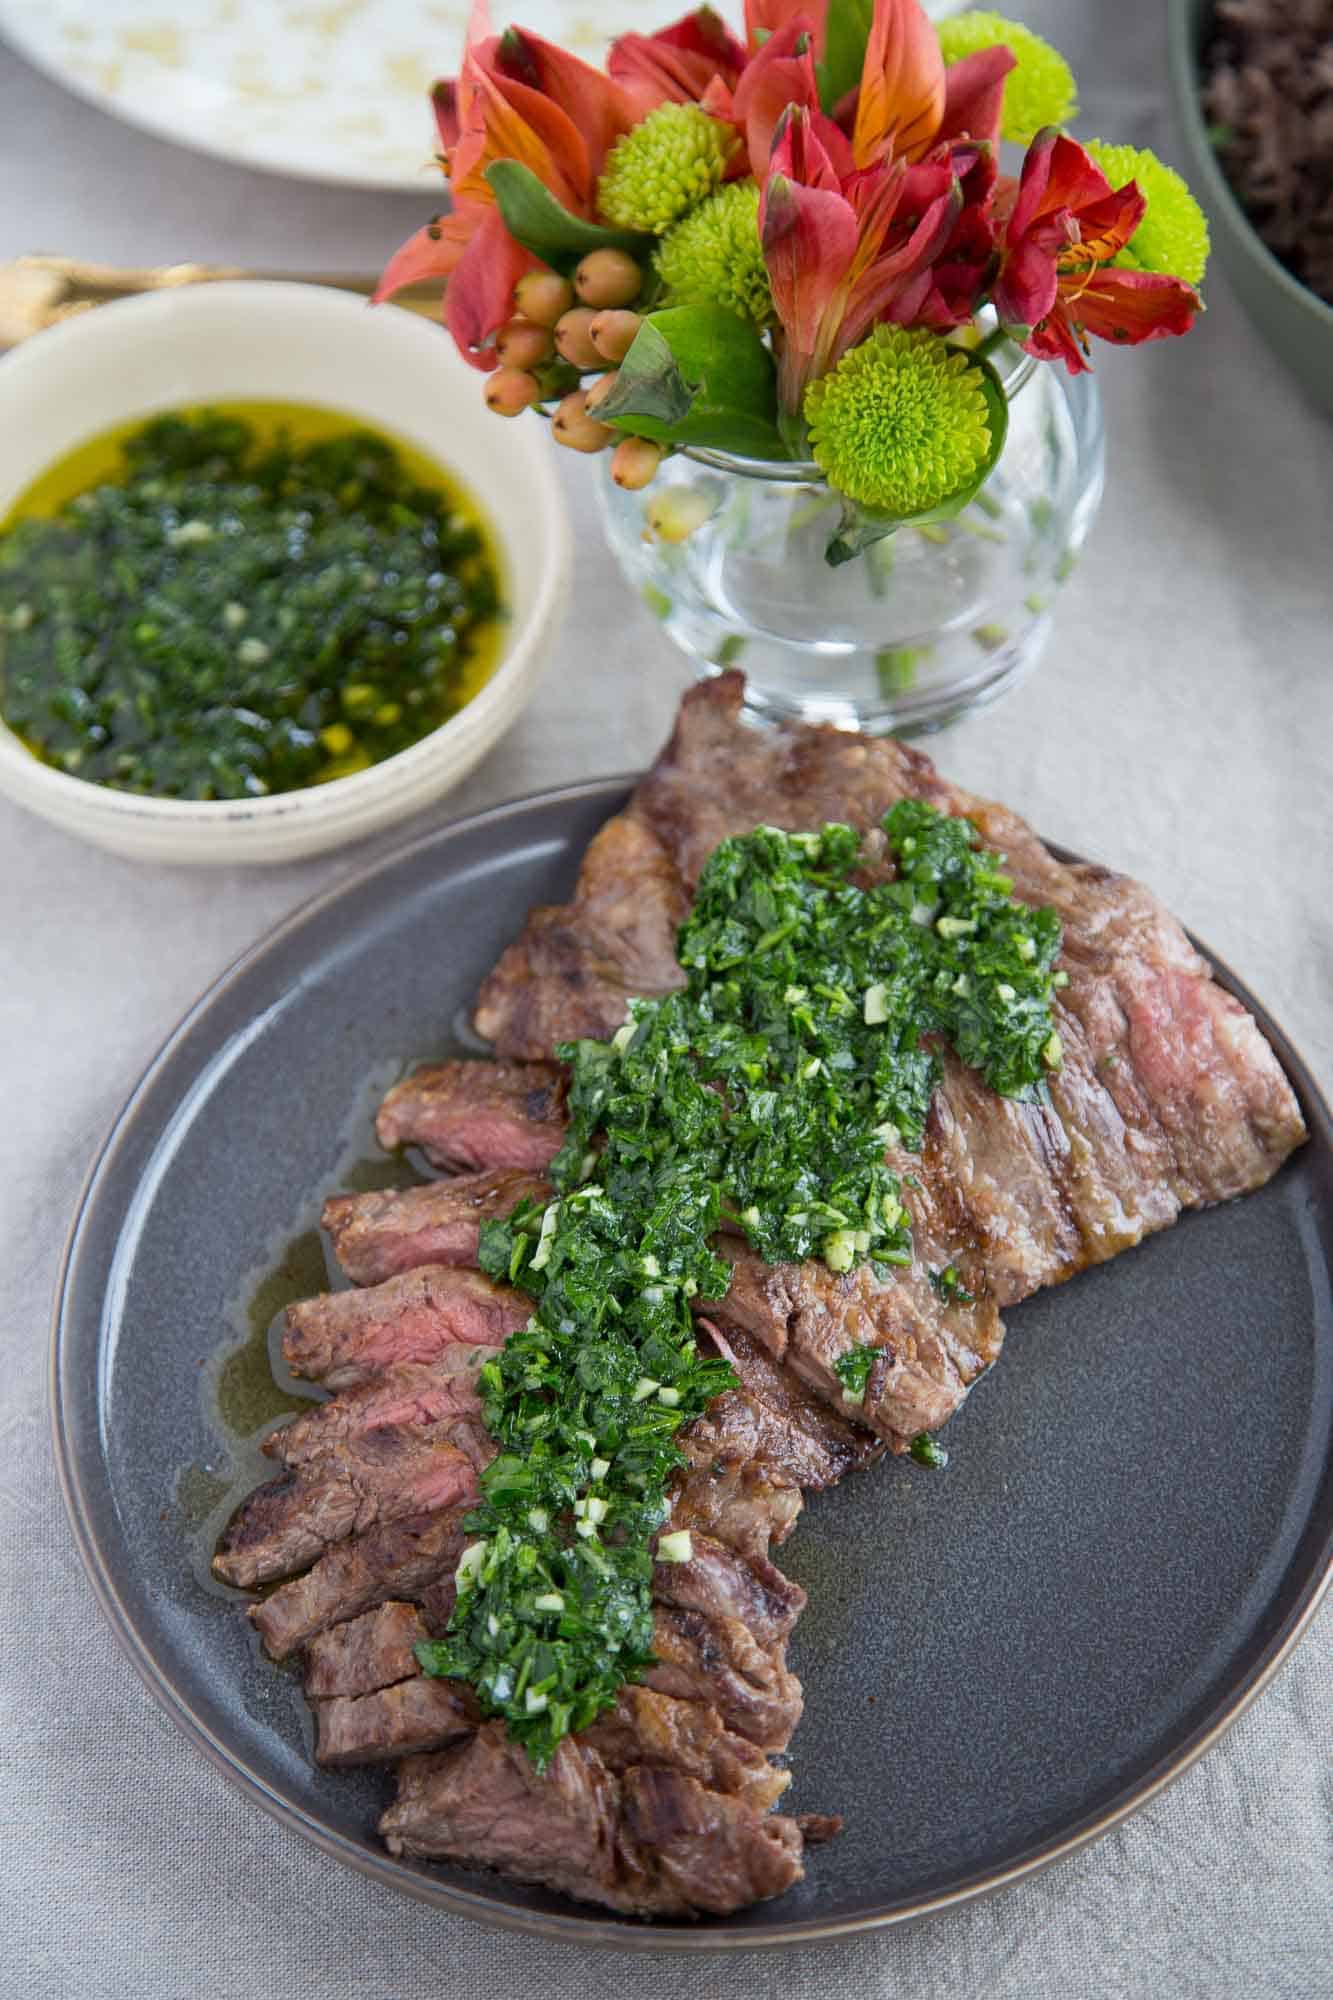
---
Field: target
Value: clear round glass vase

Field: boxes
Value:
[598,342,1105,734]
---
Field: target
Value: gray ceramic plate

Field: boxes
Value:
[51,778,1333,1950]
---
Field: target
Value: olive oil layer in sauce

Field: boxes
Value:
[0,402,506,801]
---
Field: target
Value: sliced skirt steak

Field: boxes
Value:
[219,673,1305,1922]
[323,1169,549,1287]
[379,1722,806,1917]
[283,1264,531,1390]
[376,1058,567,1173]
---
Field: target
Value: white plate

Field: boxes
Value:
[0,0,965,192]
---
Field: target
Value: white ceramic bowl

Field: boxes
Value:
[0,281,571,863]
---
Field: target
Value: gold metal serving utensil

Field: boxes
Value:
[0,254,443,351]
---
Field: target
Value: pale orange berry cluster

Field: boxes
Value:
[482,249,666,491]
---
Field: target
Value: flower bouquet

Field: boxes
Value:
[382,0,1208,561]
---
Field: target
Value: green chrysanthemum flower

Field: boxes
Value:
[1084,140,1210,288]
[936,11,1077,144]
[804,328,993,518]
[598,103,737,236]
[654,180,773,327]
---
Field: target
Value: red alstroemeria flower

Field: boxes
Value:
[904,137,1003,329]
[608,7,747,117]
[607,0,827,116]
[726,16,848,175]
[610,0,1011,182]
[845,0,1013,166]
[376,1,635,368]
[994,129,1202,371]
[760,105,964,410]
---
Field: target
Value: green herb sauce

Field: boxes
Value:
[416,802,1063,1767]
[0,405,504,799]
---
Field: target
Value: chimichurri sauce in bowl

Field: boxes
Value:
[0,403,506,801]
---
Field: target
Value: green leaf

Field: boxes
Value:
[818,0,874,111]
[598,304,786,459]
[484,162,654,275]
[824,351,1011,566]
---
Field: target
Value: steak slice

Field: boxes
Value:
[251,1508,468,1659]
[580,1686,790,1814]
[379,1723,805,1917]
[314,1670,787,1812]
[644,1608,803,1751]
[213,1472,367,1590]
[262,1365,491,1470]
[315,1677,479,1767]
[284,1265,531,1390]
[699,1321,884,1489]
[322,1169,549,1287]
[671,1430,802,1561]
[376,1059,567,1173]
[474,672,1305,1297]
[716,1235,1002,1451]
[304,1600,429,1699]
[473,809,689,1056]
[213,1426,482,1591]
[651,1533,805,1648]
[618,1763,806,1918]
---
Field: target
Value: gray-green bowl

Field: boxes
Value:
[1168,0,1333,419]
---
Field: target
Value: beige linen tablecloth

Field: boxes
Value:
[1,3,1328,1993]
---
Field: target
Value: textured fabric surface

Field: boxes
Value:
[1,3,1329,1994]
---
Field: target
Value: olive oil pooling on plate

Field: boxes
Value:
[0,403,506,800]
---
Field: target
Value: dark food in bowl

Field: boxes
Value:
[1202,0,1333,305]
[213,676,1306,1918]
[0,407,504,800]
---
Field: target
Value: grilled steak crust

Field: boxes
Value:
[379,1723,805,1917]
[316,1678,479,1767]
[579,1686,791,1813]
[323,1169,549,1286]
[671,1432,802,1560]
[651,1534,805,1649]
[701,1321,884,1488]
[224,675,1306,1921]
[251,1508,469,1660]
[474,674,1305,1291]
[304,1600,429,1699]
[376,1059,568,1174]
[214,1412,488,1591]
[644,1609,803,1750]
[322,1667,790,1804]
[284,1265,531,1390]
[473,810,690,1058]
[714,1235,1001,1451]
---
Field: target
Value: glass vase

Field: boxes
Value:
[597,342,1105,735]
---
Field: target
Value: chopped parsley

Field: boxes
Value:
[930,1263,976,1306]
[416,804,1063,1767]
[0,408,503,799]
[834,1345,878,1399]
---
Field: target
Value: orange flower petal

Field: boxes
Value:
[1071,183,1146,265]
[496,28,636,184]
[374,212,473,303]
[852,0,946,168]
[446,205,540,368]
[457,64,593,213]
[936,44,1013,149]
[1066,264,1201,347]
